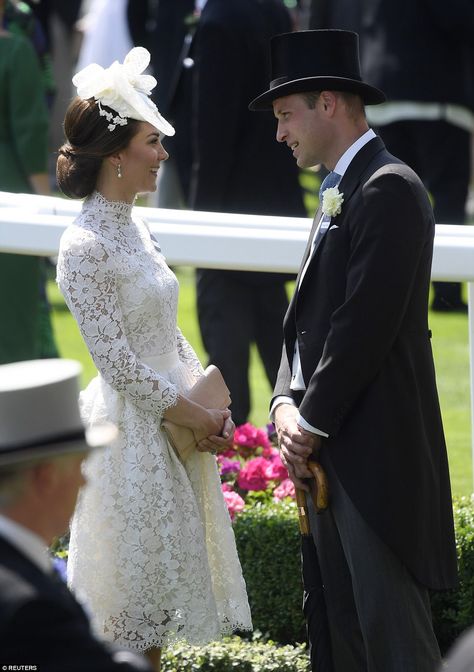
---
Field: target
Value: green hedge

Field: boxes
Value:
[233,500,305,644]
[233,496,474,653]
[431,496,474,652]
[162,636,310,672]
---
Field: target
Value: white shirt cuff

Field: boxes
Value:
[269,395,296,422]
[297,413,329,438]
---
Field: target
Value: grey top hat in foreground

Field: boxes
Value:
[0,359,116,467]
[249,29,386,111]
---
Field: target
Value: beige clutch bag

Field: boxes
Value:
[162,365,231,462]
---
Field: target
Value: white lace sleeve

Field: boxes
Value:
[176,327,204,380]
[57,232,179,416]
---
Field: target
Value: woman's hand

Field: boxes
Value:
[197,410,235,454]
[162,397,234,454]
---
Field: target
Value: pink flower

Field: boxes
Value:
[223,490,245,520]
[234,423,271,450]
[262,446,280,460]
[220,448,237,459]
[237,456,270,491]
[264,453,288,482]
[221,482,233,492]
[273,478,295,501]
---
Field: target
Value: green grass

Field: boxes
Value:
[47,269,472,496]
[430,307,472,495]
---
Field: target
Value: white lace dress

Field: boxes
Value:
[56,191,252,651]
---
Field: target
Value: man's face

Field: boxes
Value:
[273,93,329,169]
[46,453,88,539]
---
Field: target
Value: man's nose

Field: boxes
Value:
[276,122,286,144]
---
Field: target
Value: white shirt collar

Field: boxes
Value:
[334,128,376,177]
[196,0,207,11]
[0,513,52,574]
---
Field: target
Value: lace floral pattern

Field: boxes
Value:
[56,192,252,650]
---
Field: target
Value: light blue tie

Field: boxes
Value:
[318,171,342,212]
[312,171,342,250]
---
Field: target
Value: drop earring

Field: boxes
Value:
[117,163,122,179]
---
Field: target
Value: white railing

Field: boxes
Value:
[1,190,474,482]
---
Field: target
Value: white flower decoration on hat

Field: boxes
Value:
[72,47,175,136]
[321,186,344,218]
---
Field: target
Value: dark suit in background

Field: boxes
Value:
[0,536,150,671]
[189,0,307,424]
[310,0,474,311]
[127,0,196,209]
[127,0,195,118]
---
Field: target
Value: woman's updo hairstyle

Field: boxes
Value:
[56,97,140,199]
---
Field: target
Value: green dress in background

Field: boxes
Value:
[0,32,54,364]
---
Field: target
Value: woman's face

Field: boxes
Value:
[117,121,169,198]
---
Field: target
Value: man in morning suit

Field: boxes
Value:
[0,359,151,671]
[249,29,458,671]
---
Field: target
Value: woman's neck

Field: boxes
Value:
[95,172,136,205]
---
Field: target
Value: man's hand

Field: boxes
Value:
[274,403,321,490]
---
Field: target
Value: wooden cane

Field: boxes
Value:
[295,458,329,535]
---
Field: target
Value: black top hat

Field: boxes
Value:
[249,29,386,111]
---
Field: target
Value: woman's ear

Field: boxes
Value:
[107,153,122,171]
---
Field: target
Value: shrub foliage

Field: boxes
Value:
[233,500,306,644]
[162,636,310,672]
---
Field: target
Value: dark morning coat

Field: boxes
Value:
[273,136,458,591]
[0,536,150,671]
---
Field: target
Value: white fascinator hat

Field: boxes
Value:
[0,359,117,467]
[72,46,175,136]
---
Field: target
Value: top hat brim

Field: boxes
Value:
[0,422,118,468]
[249,75,386,111]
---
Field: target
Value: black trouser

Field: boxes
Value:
[306,457,441,671]
[196,268,289,425]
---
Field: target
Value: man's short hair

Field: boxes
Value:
[302,90,365,119]
[302,91,321,109]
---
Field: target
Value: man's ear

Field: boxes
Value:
[320,90,337,114]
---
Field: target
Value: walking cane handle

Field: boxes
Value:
[307,458,329,513]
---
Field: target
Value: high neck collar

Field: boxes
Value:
[85,191,135,220]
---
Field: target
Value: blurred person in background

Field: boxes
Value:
[0,358,153,671]
[127,0,196,208]
[2,0,59,359]
[0,0,57,364]
[3,0,55,106]
[189,0,307,426]
[310,0,474,312]
[76,0,132,72]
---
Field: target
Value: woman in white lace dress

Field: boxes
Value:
[55,48,252,670]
